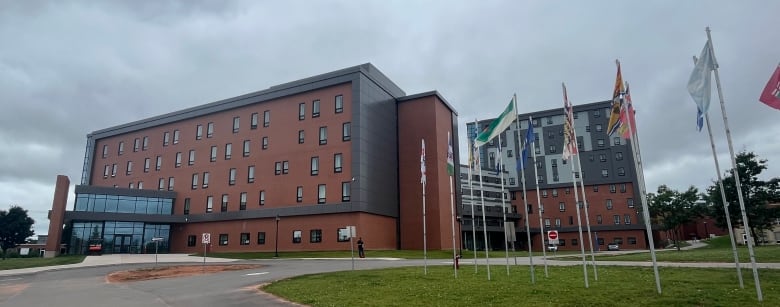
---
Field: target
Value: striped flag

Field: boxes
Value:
[607,60,625,136]
[447,132,454,176]
[617,82,637,138]
[474,96,516,147]
[561,83,578,161]
[421,139,427,184]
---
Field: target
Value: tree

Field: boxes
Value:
[0,205,35,259]
[647,185,704,251]
[706,151,780,245]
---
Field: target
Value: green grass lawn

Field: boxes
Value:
[202,249,577,260]
[263,265,779,306]
[0,255,86,271]
[581,236,780,263]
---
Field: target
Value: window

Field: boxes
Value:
[586,125,591,132]
[259,190,265,206]
[202,172,210,188]
[544,218,551,228]
[118,141,125,155]
[298,130,305,144]
[310,229,322,243]
[318,184,326,204]
[311,157,319,175]
[173,130,180,144]
[299,102,306,120]
[537,160,542,169]
[627,198,634,208]
[601,169,609,177]
[337,228,350,242]
[133,138,140,152]
[593,185,599,192]
[628,237,637,245]
[613,215,621,225]
[507,150,513,158]
[624,214,631,225]
[183,198,191,215]
[243,140,250,157]
[187,235,196,247]
[595,124,602,131]
[283,161,289,174]
[614,137,621,145]
[334,153,343,173]
[342,122,351,141]
[618,167,626,176]
[138,181,143,189]
[555,218,561,227]
[158,178,165,190]
[293,230,302,243]
[247,166,255,183]
[559,202,565,212]
[606,199,613,210]
[142,136,148,150]
[296,186,303,203]
[549,145,557,153]
[263,110,270,127]
[547,117,553,124]
[188,150,195,166]
[111,164,117,177]
[229,168,236,185]
[175,152,182,168]
[599,154,606,162]
[572,239,578,246]
[551,159,557,167]
[616,152,623,160]
[262,136,268,150]
[144,158,150,173]
[240,233,250,245]
[168,177,174,191]
[219,234,228,246]
[207,122,214,138]
[542,190,548,198]
[210,146,217,162]
[156,156,162,171]
[191,173,199,190]
[221,194,229,212]
[610,184,617,193]
[547,131,554,139]
[319,126,327,145]
[552,189,558,197]
[125,161,133,175]
[620,184,627,193]
[274,162,282,175]
[102,145,108,158]
[225,143,232,160]
[232,117,240,133]
[312,99,320,117]
[596,215,603,224]
[196,125,203,140]
[342,181,351,201]
[597,139,605,147]
[335,95,343,113]
[257,232,266,244]
[251,113,258,129]
[129,182,134,189]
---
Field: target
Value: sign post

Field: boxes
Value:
[202,233,211,268]
[152,237,164,266]
[346,226,356,271]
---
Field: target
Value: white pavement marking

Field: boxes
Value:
[244,272,269,276]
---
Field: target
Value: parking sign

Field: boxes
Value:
[202,233,211,244]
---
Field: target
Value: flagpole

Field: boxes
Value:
[563,83,589,288]
[469,121,478,273]
[497,133,510,275]
[617,62,661,294]
[530,116,549,277]
[448,132,458,279]
[693,55,744,288]
[706,26,762,301]
[477,148,492,281]
[570,113,598,280]
[512,95,535,283]
[421,139,428,275]
[570,160,589,289]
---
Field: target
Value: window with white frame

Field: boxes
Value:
[317,184,326,204]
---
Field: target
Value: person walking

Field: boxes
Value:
[357,237,365,258]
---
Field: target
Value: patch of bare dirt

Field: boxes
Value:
[106,264,264,283]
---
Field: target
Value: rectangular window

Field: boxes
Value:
[597,215,602,224]
[613,215,621,225]
[335,95,343,113]
[111,164,117,177]
[138,181,143,189]
[191,173,199,190]
[210,146,217,162]
[219,233,228,246]
[133,138,140,152]
[262,136,268,150]
[196,125,203,140]
[187,235,196,247]
[296,186,303,203]
[298,130,305,144]
[614,137,621,145]
[221,194,229,212]
[229,168,236,185]
[624,214,631,225]
[600,154,607,162]
[342,181,351,201]
[311,156,319,175]
[240,233,250,245]
[263,110,270,127]
[318,184,326,204]
[312,99,320,117]
[299,102,306,120]
[610,184,617,193]
[552,189,558,197]
[125,162,133,176]
[275,162,282,175]
[283,161,289,174]
[243,140,251,157]
[158,178,165,190]
[319,126,327,145]
[155,156,162,171]
[544,218,551,228]
[173,130,180,144]
[293,230,302,243]
[207,122,214,138]
[593,185,599,192]
[618,167,626,176]
[251,113,258,129]
[310,229,322,243]
[238,192,247,210]
[628,237,637,245]
[102,144,108,158]
[572,239,578,246]
[342,122,351,141]
[334,153,343,173]
[247,165,255,183]
[232,117,240,133]
[129,182,134,189]
[202,172,210,188]
[597,139,605,147]
[144,158,150,173]
[257,232,266,244]
[225,143,232,160]
[606,199,613,210]
[601,169,609,177]
[549,145,557,153]
[620,184,627,193]
[188,150,195,166]
[259,190,265,206]
[559,202,565,212]
[175,152,182,168]
[555,218,561,227]
[542,190,548,198]
[627,198,634,208]
[168,177,174,191]
[142,136,149,150]
[616,152,623,160]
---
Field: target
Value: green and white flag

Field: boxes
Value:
[474,95,517,147]
[447,131,454,175]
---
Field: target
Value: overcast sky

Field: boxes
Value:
[1,1,778,236]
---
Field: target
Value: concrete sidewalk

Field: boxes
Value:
[0,254,237,277]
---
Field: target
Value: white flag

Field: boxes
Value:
[688,39,717,119]
[420,139,426,184]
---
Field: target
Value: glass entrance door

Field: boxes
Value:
[113,235,132,253]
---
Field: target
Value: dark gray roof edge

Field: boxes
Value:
[474,100,612,126]
[75,185,178,198]
[397,91,458,116]
[88,63,406,140]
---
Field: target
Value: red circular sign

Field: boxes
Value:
[548,231,558,240]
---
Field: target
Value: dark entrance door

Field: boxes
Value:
[113,235,132,253]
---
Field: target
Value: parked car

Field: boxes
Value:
[607,243,620,251]
[547,244,558,252]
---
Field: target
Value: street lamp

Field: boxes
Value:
[275,215,280,258]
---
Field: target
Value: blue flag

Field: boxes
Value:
[517,120,535,171]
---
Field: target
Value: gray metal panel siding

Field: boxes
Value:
[75,185,178,199]
[64,211,182,224]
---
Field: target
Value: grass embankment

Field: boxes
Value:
[0,255,86,271]
[263,265,779,306]
[202,249,578,260]
[585,236,780,262]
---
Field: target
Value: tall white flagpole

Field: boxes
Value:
[564,83,589,288]
[469,121,478,273]
[497,134,511,275]
[529,116,549,277]
[513,94,535,283]
[448,132,458,279]
[477,146,491,281]
[421,139,428,275]
[571,115,598,280]
[692,55,744,288]
[706,27,762,301]
[618,63,661,294]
